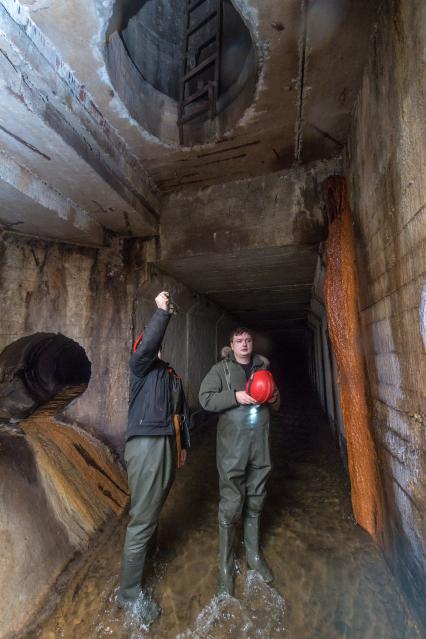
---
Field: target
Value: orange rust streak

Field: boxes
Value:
[323,176,384,543]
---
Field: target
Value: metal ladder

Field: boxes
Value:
[178,0,223,145]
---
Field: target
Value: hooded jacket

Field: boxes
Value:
[127,308,190,447]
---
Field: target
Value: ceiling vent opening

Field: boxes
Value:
[104,0,257,146]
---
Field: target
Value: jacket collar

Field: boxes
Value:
[226,350,264,369]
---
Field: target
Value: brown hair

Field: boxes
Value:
[230,327,253,343]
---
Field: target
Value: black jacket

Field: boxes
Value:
[127,308,190,447]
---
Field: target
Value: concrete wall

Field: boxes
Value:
[0,232,233,450]
[307,257,346,467]
[344,0,426,625]
[121,0,186,101]
[126,243,235,421]
[0,231,235,637]
[0,232,133,452]
[160,160,338,260]
[0,403,128,639]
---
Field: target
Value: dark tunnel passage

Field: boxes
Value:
[0,0,424,636]
[0,332,91,421]
[34,342,421,639]
[1,252,423,638]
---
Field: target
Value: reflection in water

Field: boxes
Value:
[33,379,421,639]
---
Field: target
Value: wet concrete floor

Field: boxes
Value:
[32,378,422,639]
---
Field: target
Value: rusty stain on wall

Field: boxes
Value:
[21,386,128,545]
[323,175,384,543]
[0,384,128,638]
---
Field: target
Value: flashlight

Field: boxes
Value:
[168,298,179,315]
[249,404,260,425]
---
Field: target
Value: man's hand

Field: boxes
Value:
[177,449,187,469]
[268,389,279,404]
[155,291,170,311]
[235,390,258,405]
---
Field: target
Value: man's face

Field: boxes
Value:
[231,332,253,359]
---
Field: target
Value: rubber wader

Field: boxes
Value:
[244,512,273,583]
[118,554,161,623]
[217,522,236,596]
[146,524,177,562]
[118,436,175,622]
[216,403,272,595]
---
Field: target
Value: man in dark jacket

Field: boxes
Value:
[117,291,189,622]
[199,328,279,597]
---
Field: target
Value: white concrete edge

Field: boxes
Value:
[0,147,105,243]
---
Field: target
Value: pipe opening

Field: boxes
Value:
[0,333,91,421]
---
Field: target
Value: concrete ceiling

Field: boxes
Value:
[0,0,380,341]
[156,162,334,338]
[9,0,379,196]
[160,245,319,337]
[147,0,380,192]
[0,0,160,246]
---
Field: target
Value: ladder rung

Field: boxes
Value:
[186,35,216,58]
[187,10,217,37]
[196,34,216,55]
[181,53,217,82]
[188,0,208,12]
[178,102,211,125]
[186,38,216,63]
[184,85,209,106]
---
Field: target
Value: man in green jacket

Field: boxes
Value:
[199,327,279,596]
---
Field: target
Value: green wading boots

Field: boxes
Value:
[217,523,236,596]
[117,554,161,624]
[244,513,273,583]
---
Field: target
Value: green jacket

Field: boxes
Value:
[199,351,279,428]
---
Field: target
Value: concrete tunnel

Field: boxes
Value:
[0,0,425,637]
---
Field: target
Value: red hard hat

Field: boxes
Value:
[246,370,276,404]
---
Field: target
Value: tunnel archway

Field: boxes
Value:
[0,333,91,421]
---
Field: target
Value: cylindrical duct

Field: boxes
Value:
[0,333,91,420]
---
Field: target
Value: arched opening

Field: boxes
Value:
[0,333,91,421]
[104,0,257,146]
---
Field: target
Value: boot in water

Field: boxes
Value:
[117,590,161,625]
[217,522,236,596]
[244,513,273,583]
[117,553,161,624]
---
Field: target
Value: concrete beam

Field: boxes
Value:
[0,149,104,245]
[0,0,160,238]
[160,159,338,260]
[158,160,340,333]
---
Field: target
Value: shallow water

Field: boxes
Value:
[32,381,422,639]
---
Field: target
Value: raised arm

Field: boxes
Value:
[129,292,171,378]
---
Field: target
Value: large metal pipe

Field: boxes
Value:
[0,333,91,421]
